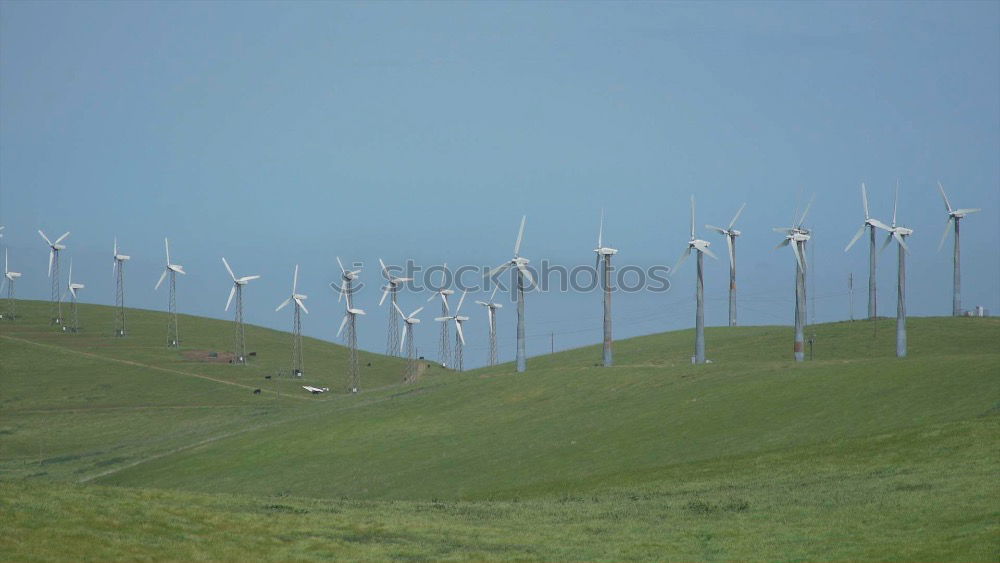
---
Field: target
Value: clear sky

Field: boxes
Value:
[2,1,998,369]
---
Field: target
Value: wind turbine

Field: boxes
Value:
[674,196,718,364]
[275,265,307,377]
[65,259,85,332]
[593,210,618,366]
[475,286,503,366]
[491,215,533,373]
[378,258,413,356]
[38,230,70,325]
[154,238,185,347]
[334,265,366,393]
[706,203,746,327]
[426,264,455,368]
[436,290,469,371]
[2,248,23,319]
[882,186,914,358]
[936,182,981,316]
[844,183,891,320]
[774,196,814,362]
[223,257,260,365]
[335,256,362,304]
[394,302,423,383]
[112,238,131,336]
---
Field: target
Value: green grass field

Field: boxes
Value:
[1,299,998,561]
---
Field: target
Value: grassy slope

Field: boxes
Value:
[1,300,998,560]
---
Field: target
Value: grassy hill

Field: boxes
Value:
[1,299,998,561]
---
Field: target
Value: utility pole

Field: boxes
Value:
[848,273,854,321]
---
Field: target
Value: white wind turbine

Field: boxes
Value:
[275,264,307,376]
[65,259,85,332]
[112,238,131,336]
[475,286,503,367]
[706,202,746,327]
[491,216,534,373]
[426,264,455,368]
[774,196,814,362]
[335,265,366,393]
[881,186,914,358]
[844,183,891,320]
[2,248,23,319]
[436,290,469,371]
[674,196,718,364]
[38,230,70,324]
[594,210,618,367]
[394,302,424,383]
[936,182,981,316]
[223,257,260,365]
[378,258,413,356]
[155,238,186,347]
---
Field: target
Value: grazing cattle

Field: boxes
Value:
[264,375,272,380]
[253,388,261,395]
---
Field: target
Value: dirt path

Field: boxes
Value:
[0,334,310,401]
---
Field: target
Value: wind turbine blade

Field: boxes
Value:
[792,243,805,272]
[456,290,467,313]
[295,298,309,314]
[597,209,604,248]
[439,292,450,312]
[379,257,389,277]
[226,286,236,311]
[53,232,70,245]
[701,245,718,260]
[892,182,899,227]
[895,232,910,254]
[673,247,691,274]
[517,263,535,287]
[456,321,466,345]
[379,286,390,306]
[775,238,790,250]
[337,315,348,338]
[489,262,511,278]
[489,285,499,302]
[276,297,291,312]
[954,208,981,215]
[595,252,601,271]
[48,250,53,278]
[434,316,451,322]
[514,215,526,256]
[728,203,746,230]
[114,237,118,257]
[845,224,866,252]
[726,234,735,268]
[240,275,261,282]
[689,195,695,239]
[410,306,424,317]
[937,181,953,213]
[937,218,953,252]
[69,287,77,299]
[705,225,727,235]
[293,264,299,294]
[164,238,171,265]
[336,256,346,274]
[155,269,168,290]
[68,260,73,285]
[427,292,438,303]
[38,230,52,246]
[797,195,815,226]
[880,232,894,252]
[222,257,236,281]
[399,327,407,353]
[861,183,870,220]
[487,306,494,329]
[868,219,892,231]
[393,301,405,319]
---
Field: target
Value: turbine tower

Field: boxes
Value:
[394,302,423,383]
[275,265,308,377]
[336,285,366,393]
[882,186,914,358]
[491,216,533,373]
[38,230,70,325]
[844,183,891,320]
[154,238,185,347]
[223,257,260,365]
[436,290,469,371]
[673,196,718,364]
[593,210,618,366]
[774,197,814,362]
[66,260,85,332]
[475,286,503,366]
[112,238,131,337]
[378,258,413,356]
[936,182,981,316]
[426,264,454,368]
[706,203,746,327]
[2,249,23,319]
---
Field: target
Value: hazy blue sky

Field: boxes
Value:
[2,1,997,369]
